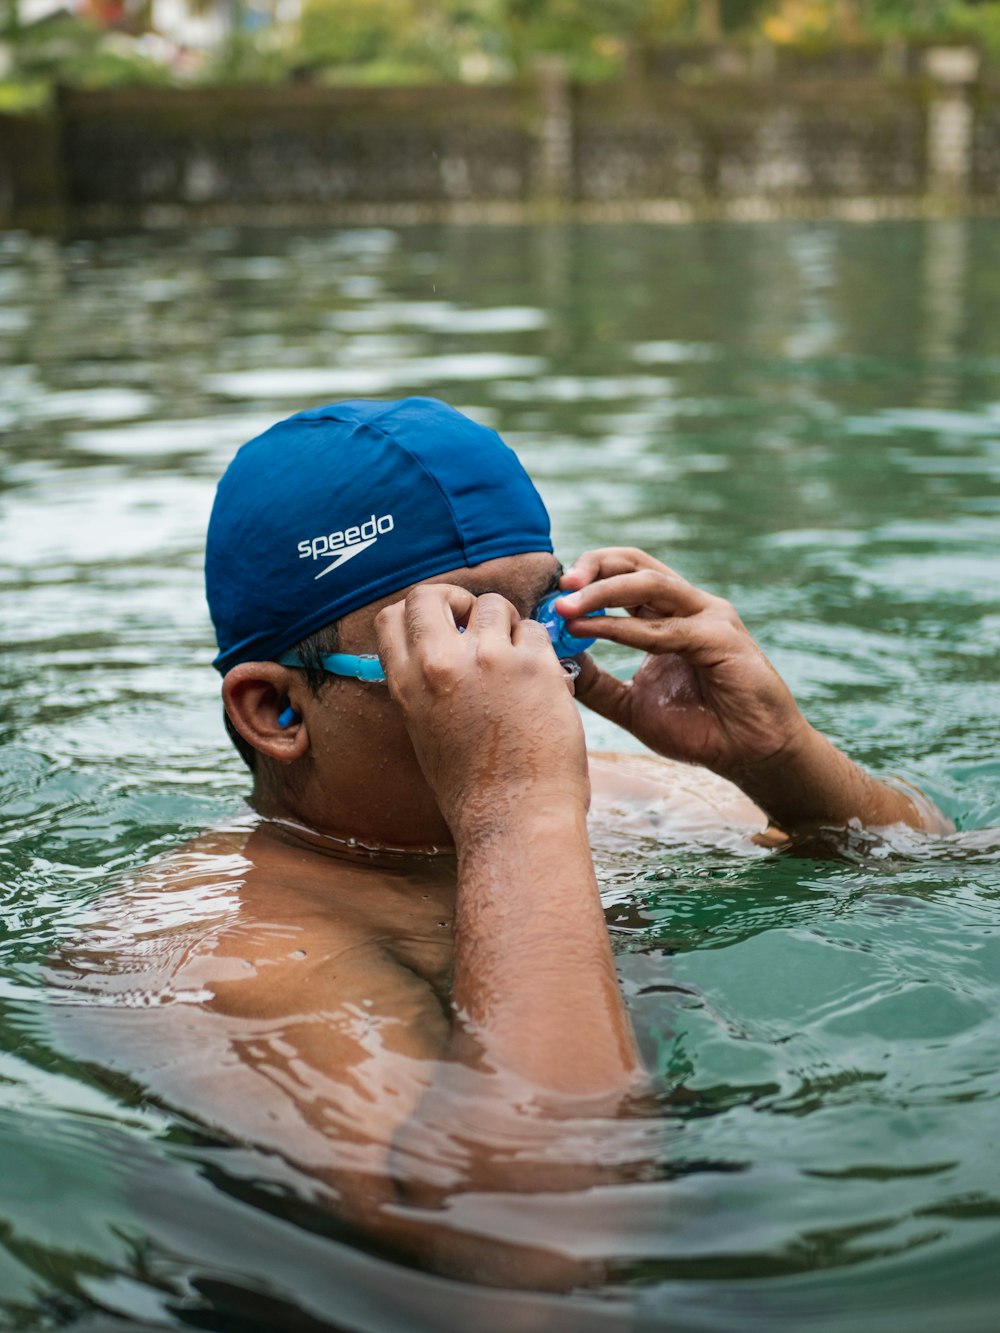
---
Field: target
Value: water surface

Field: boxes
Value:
[2,220,1000,1331]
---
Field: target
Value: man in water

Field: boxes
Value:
[59,397,948,1289]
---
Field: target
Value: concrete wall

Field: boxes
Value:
[58,84,535,225]
[0,49,995,229]
[573,81,927,204]
[0,112,62,228]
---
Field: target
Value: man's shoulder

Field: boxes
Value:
[587,749,773,850]
[51,815,456,1017]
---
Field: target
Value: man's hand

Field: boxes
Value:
[557,548,949,836]
[556,548,808,781]
[375,584,589,840]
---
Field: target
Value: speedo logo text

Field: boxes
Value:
[296,513,394,580]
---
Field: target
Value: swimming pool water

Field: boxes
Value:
[2,220,1000,1331]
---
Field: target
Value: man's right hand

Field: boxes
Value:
[375,584,590,840]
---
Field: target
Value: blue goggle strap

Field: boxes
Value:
[277,651,387,682]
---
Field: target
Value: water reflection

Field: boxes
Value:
[921,218,968,392]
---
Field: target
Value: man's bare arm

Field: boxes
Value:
[375,583,642,1104]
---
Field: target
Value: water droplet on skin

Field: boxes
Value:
[290,949,306,960]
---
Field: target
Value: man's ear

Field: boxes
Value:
[222,663,309,764]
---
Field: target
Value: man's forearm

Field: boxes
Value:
[730,724,951,835]
[388,794,644,1216]
[448,795,641,1100]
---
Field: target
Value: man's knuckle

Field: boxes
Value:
[480,591,516,615]
[475,642,505,671]
[420,651,453,687]
[707,595,738,624]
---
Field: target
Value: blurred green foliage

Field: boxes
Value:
[951,3,1000,61]
[2,13,172,95]
[286,0,1000,80]
[295,0,700,80]
[297,0,460,81]
[1,0,999,95]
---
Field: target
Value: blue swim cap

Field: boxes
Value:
[206,398,553,674]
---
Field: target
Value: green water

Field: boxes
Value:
[2,220,1000,1332]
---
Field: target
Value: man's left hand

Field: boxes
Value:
[556,547,810,784]
[557,548,950,837]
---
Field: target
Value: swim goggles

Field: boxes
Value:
[277,592,602,685]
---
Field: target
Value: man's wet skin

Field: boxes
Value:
[50,548,950,1292]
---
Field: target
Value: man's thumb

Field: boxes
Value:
[574,656,632,726]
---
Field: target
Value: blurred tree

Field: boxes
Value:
[505,0,648,65]
[4,0,995,92]
[697,0,721,37]
[6,7,172,86]
[636,0,692,42]
[720,0,772,33]
[297,0,679,78]
[301,0,412,66]
[188,0,247,75]
[298,0,465,77]
[759,0,986,40]
[950,1,1000,61]
[863,0,945,29]
[762,1,831,40]
[835,0,861,35]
